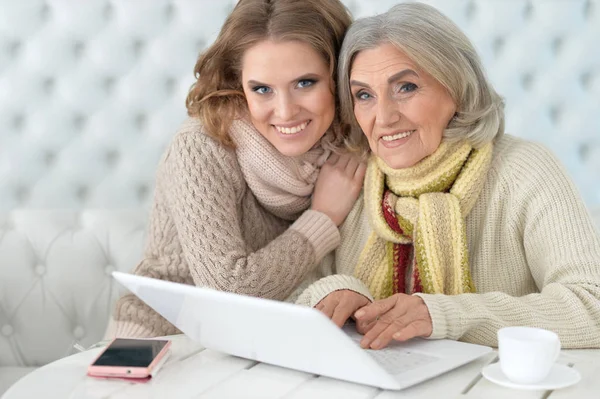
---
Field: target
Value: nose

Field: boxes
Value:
[375,94,401,127]
[275,92,300,121]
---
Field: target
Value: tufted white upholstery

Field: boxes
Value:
[0,210,146,393]
[0,0,599,394]
[0,0,240,210]
[0,0,599,210]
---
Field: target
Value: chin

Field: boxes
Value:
[381,155,420,170]
[275,144,310,157]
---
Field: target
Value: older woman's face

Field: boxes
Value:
[350,43,456,169]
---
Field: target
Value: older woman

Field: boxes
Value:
[296,3,600,349]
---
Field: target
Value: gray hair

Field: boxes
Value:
[338,2,504,151]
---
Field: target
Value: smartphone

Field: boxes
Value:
[87,338,171,380]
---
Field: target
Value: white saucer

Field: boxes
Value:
[482,363,581,390]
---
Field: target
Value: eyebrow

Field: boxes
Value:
[246,73,323,87]
[350,69,419,88]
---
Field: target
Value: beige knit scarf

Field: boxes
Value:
[354,140,493,299]
[229,119,332,221]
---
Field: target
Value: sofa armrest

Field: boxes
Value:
[0,210,147,367]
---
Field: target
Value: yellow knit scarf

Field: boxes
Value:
[354,140,493,299]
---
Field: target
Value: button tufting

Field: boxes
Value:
[549,105,562,125]
[523,1,533,20]
[580,71,592,90]
[40,3,51,21]
[103,76,116,94]
[579,143,590,162]
[1,325,14,337]
[137,185,149,202]
[521,73,534,90]
[73,41,85,58]
[492,37,505,57]
[164,3,175,22]
[76,186,88,201]
[105,150,119,166]
[552,36,564,56]
[133,39,145,57]
[103,3,113,21]
[465,1,476,21]
[44,151,56,166]
[134,113,147,130]
[12,114,24,131]
[195,39,206,50]
[42,77,55,95]
[73,326,85,339]
[0,2,596,213]
[73,113,86,130]
[164,76,176,94]
[35,264,46,276]
[8,40,21,57]
[14,186,29,203]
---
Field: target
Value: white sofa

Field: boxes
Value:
[0,210,147,393]
[1,0,599,395]
[1,208,599,394]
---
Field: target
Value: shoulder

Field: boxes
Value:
[159,118,245,191]
[489,134,569,184]
[491,134,558,169]
[167,118,236,162]
[486,134,582,204]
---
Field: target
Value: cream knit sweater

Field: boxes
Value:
[110,118,340,338]
[296,134,600,348]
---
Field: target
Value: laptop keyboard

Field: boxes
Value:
[366,346,438,375]
[344,326,439,375]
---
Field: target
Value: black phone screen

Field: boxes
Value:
[92,339,168,367]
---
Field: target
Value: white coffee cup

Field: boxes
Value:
[497,326,561,384]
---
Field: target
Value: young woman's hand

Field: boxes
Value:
[315,289,371,327]
[353,294,433,349]
[311,153,366,226]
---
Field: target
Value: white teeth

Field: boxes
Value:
[275,121,308,135]
[381,130,415,142]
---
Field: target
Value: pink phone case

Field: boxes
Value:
[87,374,152,384]
[87,338,172,380]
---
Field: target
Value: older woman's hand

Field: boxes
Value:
[353,294,432,350]
[315,289,371,327]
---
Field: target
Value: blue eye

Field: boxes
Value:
[297,79,316,88]
[354,91,371,101]
[399,83,418,93]
[252,86,272,95]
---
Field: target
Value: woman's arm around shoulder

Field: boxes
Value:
[296,194,374,308]
[160,120,341,300]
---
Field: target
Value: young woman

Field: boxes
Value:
[108,0,363,338]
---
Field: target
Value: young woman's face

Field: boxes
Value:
[350,43,456,169]
[241,40,335,157]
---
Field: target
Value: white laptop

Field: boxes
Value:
[113,271,492,390]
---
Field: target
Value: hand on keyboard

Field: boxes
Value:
[353,293,433,350]
[315,289,371,327]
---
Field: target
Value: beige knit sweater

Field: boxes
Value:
[296,134,600,348]
[110,118,340,338]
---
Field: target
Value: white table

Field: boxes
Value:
[3,335,599,399]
